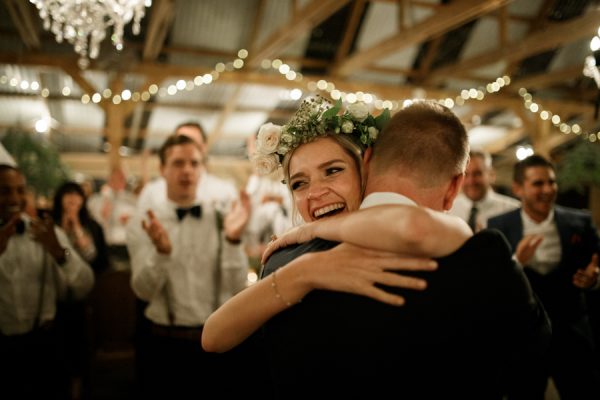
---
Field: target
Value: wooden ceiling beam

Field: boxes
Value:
[335,0,367,63]
[430,8,600,81]
[142,0,177,61]
[510,65,584,91]
[333,0,513,77]
[3,0,41,49]
[247,0,351,67]
[248,0,267,52]
[0,51,594,117]
[207,86,243,150]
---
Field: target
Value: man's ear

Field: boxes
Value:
[443,173,465,211]
[363,147,373,166]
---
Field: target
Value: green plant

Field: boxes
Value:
[557,140,600,193]
[1,127,70,197]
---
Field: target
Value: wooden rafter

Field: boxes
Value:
[430,8,600,81]
[246,0,351,67]
[503,0,554,78]
[142,0,176,61]
[3,0,40,49]
[333,0,513,76]
[207,86,243,150]
[334,0,367,64]
[248,0,268,52]
[510,65,584,91]
[0,50,594,118]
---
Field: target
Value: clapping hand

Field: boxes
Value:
[573,253,599,289]
[514,234,544,266]
[30,214,65,260]
[223,190,251,242]
[62,210,82,235]
[142,210,172,255]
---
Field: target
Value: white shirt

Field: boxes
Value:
[521,209,561,275]
[88,187,138,245]
[450,189,520,230]
[0,215,95,335]
[244,174,293,248]
[361,192,417,209]
[137,171,239,215]
[126,200,248,327]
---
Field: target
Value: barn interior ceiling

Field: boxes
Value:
[0,0,599,187]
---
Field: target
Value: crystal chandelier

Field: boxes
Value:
[30,0,152,69]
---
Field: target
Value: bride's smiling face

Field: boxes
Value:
[288,136,362,222]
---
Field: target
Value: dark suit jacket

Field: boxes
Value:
[260,230,551,399]
[488,206,600,324]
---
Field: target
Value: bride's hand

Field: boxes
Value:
[307,243,438,306]
[261,224,315,264]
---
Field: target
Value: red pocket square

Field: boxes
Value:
[571,234,582,244]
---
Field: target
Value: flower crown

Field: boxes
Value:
[252,96,390,175]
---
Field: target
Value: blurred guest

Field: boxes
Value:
[137,121,239,215]
[450,149,519,232]
[53,181,109,274]
[489,154,600,399]
[127,134,249,398]
[88,166,137,270]
[244,131,292,270]
[0,164,94,399]
[53,181,110,399]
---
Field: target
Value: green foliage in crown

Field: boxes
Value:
[252,96,390,175]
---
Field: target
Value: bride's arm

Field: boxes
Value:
[202,244,436,353]
[263,204,472,263]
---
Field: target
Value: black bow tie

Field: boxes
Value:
[176,205,202,221]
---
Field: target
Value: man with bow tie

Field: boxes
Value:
[126,134,250,398]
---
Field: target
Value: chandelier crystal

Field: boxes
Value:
[30,0,152,69]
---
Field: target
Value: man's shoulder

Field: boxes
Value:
[442,229,512,266]
[555,204,593,219]
[487,207,520,225]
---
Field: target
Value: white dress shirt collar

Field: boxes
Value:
[360,192,417,209]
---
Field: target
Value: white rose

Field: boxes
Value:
[252,153,280,175]
[256,123,282,154]
[341,120,354,134]
[347,102,369,122]
[368,126,379,140]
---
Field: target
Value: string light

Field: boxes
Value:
[1,48,594,145]
[518,88,598,144]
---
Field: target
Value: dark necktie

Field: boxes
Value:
[467,204,478,232]
[176,205,202,221]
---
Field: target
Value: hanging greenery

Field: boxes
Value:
[0,127,71,198]
[557,140,600,193]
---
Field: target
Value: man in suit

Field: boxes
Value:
[488,154,600,399]
[261,101,551,399]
